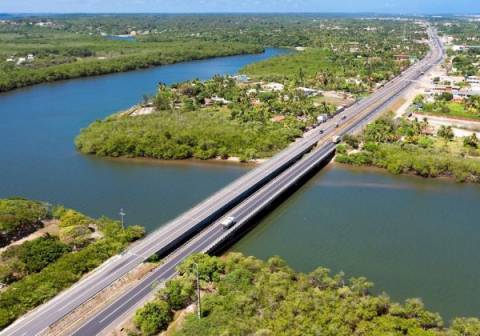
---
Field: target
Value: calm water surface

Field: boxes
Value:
[0,48,288,227]
[233,163,480,321]
[0,47,479,321]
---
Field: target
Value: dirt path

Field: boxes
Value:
[0,219,59,254]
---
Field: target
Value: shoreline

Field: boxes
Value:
[333,159,478,184]
[0,47,265,95]
[91,153,269,168]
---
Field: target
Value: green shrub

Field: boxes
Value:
[0,198,49,247]
[2,235,71,274]
[133,301,172,336]
[159,278,194,310]
[0,199,48,234]
[159,253,474,336]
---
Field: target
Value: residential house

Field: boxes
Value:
[263,82,284,92]
[297,87,321,97]
[232,75,250,82]
[211,96,231,105]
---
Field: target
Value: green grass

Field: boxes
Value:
[419,101,480,121]
[241,48,400,94]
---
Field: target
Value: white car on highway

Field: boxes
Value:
[220,216,236,229]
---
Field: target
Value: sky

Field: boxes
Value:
[0,0,479,15]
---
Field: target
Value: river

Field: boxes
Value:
[0,48,287,226]
[233,163,480,321]
[0,48,479,322]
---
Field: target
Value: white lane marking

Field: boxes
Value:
[3,37,442,336]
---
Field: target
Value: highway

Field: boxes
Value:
[1,26,444,336]
[73,26,445,336]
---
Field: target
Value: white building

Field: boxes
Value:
[232,74,250,82]
[211,96,231,105]
[297,87,321,96]
[451,45,468,52]
[263,82,284,92]
[347,78,363,86]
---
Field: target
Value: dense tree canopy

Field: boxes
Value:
[0,198,49,247]
[130,253,480,336]
[75,75,332,161]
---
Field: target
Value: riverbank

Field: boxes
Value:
[335,114,480,183]
[0,40,263,93]
[101,153,268,167]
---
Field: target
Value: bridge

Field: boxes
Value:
[1,26,444,336]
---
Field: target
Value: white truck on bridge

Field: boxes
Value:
[317,114,328,124]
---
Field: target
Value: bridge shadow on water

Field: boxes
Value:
[210,150,335,256]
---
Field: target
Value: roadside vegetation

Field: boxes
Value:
[129,253,480,336]
[335,113,480,183]
[435,19,480,77]
[240,19,428,95]
[450,49,480,77]
[0,198,145,330]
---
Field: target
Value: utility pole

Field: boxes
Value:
[193,262,201,319]
[119,208,126,229]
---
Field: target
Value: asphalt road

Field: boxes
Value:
[1,26,444,336]
[71,26,445,336]
[73,143,338,336]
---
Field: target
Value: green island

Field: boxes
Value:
[75,75,327,161]
[0,197,145,329]
[74,17,428,161]
[129,253,480,336]
[335,113,480,183]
